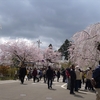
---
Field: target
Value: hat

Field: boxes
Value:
[75,65,79,68]
[87,68,90,70]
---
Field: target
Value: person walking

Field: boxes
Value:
[82,71,85,84]
[26,68,30,80]
[62,69,66,82]
[46,66,54,89]
[92,61,100,100]
[85,67,94,91]
[57,69,60,82]
[19,62,27,84]
[43,69,47,83]
[32,67,37,82]
[66,68,71,90]
[70,64,76,94]
[75,66,82,92]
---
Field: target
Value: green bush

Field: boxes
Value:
[0,65,17,80]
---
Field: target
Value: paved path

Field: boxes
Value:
[0,80,19,84]
[0,78,96,100]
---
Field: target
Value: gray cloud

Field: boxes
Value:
[0,0,100,49]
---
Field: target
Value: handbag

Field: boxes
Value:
[91,78,96,88]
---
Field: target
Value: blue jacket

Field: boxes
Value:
[92,65,100,88]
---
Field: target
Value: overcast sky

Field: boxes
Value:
[0,0,100,50]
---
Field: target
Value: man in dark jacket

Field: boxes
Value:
[92,61,100,100]
[32,68,38,82]
[19,62,27,84]
[70,64,76,94]
[57,69,60,82]
[46,66,53,89]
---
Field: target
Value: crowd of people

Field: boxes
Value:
[18,62,61,89]
[64,61,100,100]
[17,61,100,100]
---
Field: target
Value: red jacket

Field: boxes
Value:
[66,70,70,78]
[32,69,37,76]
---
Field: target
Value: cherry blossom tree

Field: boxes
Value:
[0,39,43,66]
[68,23,100,69]
[0,39,61,69]
[43,44,61,67]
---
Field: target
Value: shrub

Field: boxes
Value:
[0,65,9,76]
[0,65,17,80]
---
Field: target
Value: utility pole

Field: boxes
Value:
[37,40,42,48]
